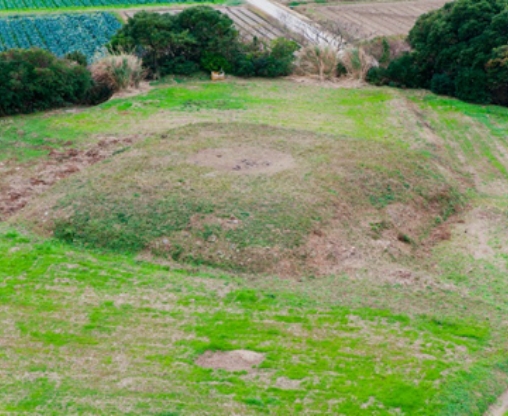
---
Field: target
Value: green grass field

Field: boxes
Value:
[2,78,508,414]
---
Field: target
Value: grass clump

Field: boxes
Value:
[90,52,144,92]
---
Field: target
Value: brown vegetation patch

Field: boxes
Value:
[0,136,136,221]
[195,350,265,371]
[187,147,294,175]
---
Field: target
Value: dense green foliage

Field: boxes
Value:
[0,13,122,61]
[65,50,88,66]
[367,0,508,105]
[110,7,298,77]
[0,48,93,116]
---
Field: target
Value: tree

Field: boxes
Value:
[368,0,508,105]
[110,7,240,77]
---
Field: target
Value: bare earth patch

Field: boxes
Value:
[0,136,136,221]
[187,147,294,175]
[486,388,508,416]
[195,350,265,371]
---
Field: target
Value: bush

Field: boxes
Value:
[82,81,115,106]
[0,48,93,116]
[110,7,298,79]
[200,52,233,73]
[367,0,508,105]
[385,53,424,88]
[110,7,239,78]
[486,46,508,105]
[366,66,388,85]
[361,36,411,68]
[232,37,298,78]
[430,73,454,96]
[454,68,491,104]
[90,52,144,92]
[65,51,88,66]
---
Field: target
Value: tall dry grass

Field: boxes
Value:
[339,47,376,80]
[296,45,339,81]
[90,52,144,92]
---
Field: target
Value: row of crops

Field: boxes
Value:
[0,0,199,11]
[0,12,121,61]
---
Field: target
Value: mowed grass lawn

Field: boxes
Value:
[1,78,508,414]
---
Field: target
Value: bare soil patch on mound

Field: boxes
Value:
[0,136,136,221]
[187,147,294,175]
[195,350,265,371]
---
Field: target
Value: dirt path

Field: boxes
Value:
[246,0,343,47]
[485,389,508,416]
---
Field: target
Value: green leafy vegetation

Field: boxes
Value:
[110,7,299,78]
[368,0,508,105]
[0,48,94,116]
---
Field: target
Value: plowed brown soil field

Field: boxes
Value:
[296,0,448,39]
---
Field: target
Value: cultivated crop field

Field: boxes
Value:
[0,6,293,61]
[0,0,211,12]
[0,12,121,60]
[297,0,448,39]
[2,78,508,414]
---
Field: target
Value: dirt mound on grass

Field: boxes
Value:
[187,147,294,175]
[195,350,265,371]
[14,122,469,278]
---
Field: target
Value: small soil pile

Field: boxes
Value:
[187,147,294,175]
[195,350,265,371]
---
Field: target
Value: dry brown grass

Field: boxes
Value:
[90,52,144,92]
[339,47,376,80]
[296,45,339,81]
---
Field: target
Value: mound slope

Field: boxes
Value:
[17,122,467,275]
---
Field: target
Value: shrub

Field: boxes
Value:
[231,37,298,78]
[90,52,144,92]
[339,47,375,80]
[200,52,233,73]
[0,48,93,116]
[367,0,508,104]
[430,73,454,96]
[384,53,424,88]
[454,68,491,104]
[110,7,298,79]
[486,46,508,105]
[82,81,115,106]
[65,51,88,67]
[362,36,410,68]
[296,44,338,80]
[110,7,240,77]
[366,66,388,85]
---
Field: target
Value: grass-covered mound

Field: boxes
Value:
[20,122,466,274]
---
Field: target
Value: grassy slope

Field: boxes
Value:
[2,79,508,414]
